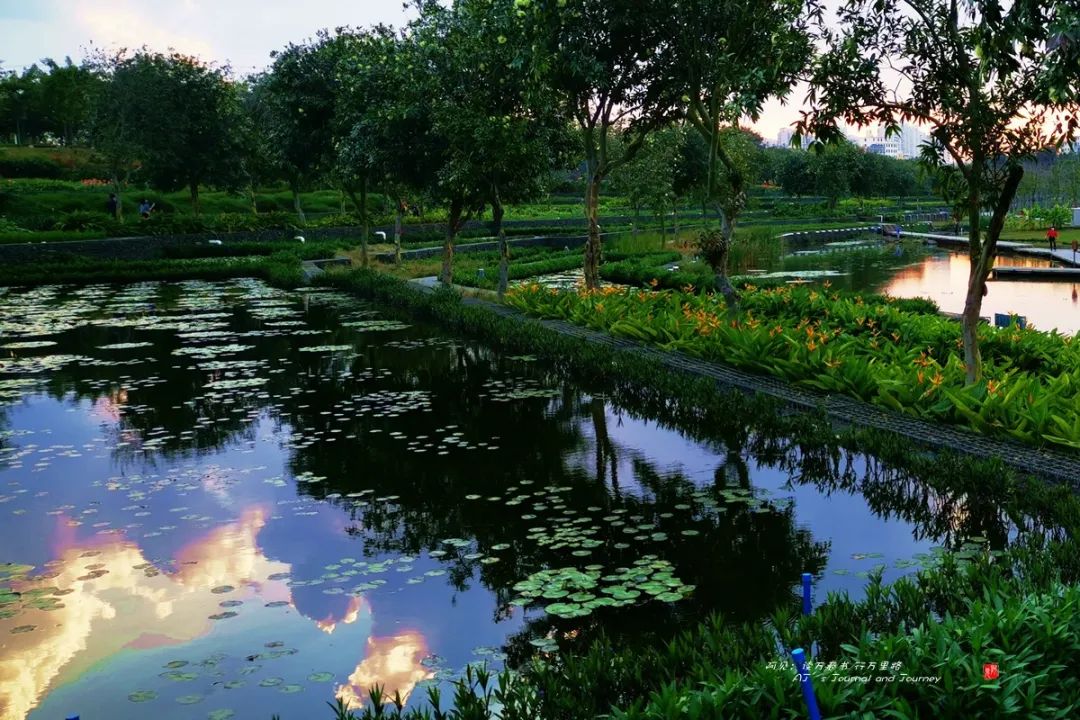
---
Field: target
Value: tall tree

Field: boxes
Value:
[523,0,680,289]
[611,127,680,243]
[257,33,343,222]
[38,57,101,145]
[413,0,572,290]
[673,0,816,308]
[799,0,1080,381]
[94,50,246,214]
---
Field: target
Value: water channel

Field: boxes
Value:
[0,279,1047,719]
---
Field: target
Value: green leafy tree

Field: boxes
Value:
[411,0,573,291]
[775,148,815,197]
[809,139,860,207]
[674,0,816,307]
[610,126,679,244]
[94,50,246,214]
[523,0,681,289]
[0,64,47,145]
[38,57,101,146]
[256,33,344,222]
[799,0,1080,381]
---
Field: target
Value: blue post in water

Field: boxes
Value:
[66,716,79,720]
[802,572,813,616]
[792,648,823,720]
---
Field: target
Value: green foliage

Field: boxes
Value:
[0,253,304,288]
[508,282,1080,451]
[1006,203,1072,231]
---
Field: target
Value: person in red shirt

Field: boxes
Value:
[1047,225,1059,251]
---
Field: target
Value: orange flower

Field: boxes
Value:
[807,339,818,352]
[649,278,660,287]
[682,284,695,293]
[595,303,604,313]
[769,325,784,338]
[825,358,842,369]
[917,370,925,384]
[891,332,900,342]
[822,280,832,289]
[930,372,944,387]
[987,379,1001,396]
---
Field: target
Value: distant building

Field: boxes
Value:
[857,122,928,159]
[775,128,814,149]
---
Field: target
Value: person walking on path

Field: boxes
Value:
[1047,225,1059,251]
[139,199,155,220]
[107,193,119,220]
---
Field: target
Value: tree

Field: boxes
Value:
[775,148,815,197]
[610,126,679,243]
[257,33,344,222]
[523,0,681,289]
[673,0,816,308]
[809,139,860,207]
[411,0,573,291]
[799,0,1080,381]
[0,64,47,145]
[93,50,246,214]
[38,57,101,146]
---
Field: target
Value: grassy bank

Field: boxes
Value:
[0,253,306,287]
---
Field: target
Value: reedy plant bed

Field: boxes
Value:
[505,283,1080,452]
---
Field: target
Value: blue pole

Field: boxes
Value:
[791,648,823,720]
[802,572,812,616]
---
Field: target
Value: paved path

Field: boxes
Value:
[447,290,1080,485]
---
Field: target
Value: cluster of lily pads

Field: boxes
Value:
[511,557,694,619]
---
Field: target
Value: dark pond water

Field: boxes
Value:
[0,280,1025,720]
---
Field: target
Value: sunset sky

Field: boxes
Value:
[0,0,826,141]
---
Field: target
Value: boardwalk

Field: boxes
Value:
[901,231,1080,268]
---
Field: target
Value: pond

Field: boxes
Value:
[603,230,1080,335]
[0,279,1032,720]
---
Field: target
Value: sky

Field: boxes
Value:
[0,0,839,143]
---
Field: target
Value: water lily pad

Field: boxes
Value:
[210,585,234,594]
[177,694,204,705]
[208,611,237,620]
[208,709,236,720]
[259,677,284,687]
[308,672,334,682]
[279,684,303,694]
[128,690,158,703]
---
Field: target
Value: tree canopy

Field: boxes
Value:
[799,0,1080,381]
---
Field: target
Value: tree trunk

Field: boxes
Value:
[189,182,200,216]
[360,178,369,268]
[494,194,509,298]
[659,212,667,248]
[632,206,640,238]
[394,202,403,265]
[584,174,603,289]
[248,184,258,215]
[441,198,464,286]
[673,206,680,246]
[960,165,1025,383]
[291,180,306,224]
[112,177,124,223]
[713,205,740,312]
